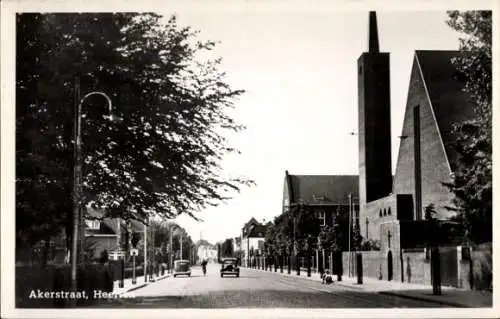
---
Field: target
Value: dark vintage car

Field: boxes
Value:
[173,259,191,278]
[220,257,240,278]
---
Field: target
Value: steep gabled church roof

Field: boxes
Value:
[415,50,476,171]
[285,173,358,205]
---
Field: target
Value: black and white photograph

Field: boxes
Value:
[1,0,497,318]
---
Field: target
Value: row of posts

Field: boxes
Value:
[245,251,364,284]
[245,249,442,295]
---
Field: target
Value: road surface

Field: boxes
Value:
[93,263,450,308]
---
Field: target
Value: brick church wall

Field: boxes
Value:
[361,194,413,242]
[393,55,454,219]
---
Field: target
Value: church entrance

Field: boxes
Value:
[387,251,393,281]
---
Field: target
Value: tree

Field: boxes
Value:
[444,11,492,244]
[288,205,322,253]
[16,13,253,253]
[221,238,234,257]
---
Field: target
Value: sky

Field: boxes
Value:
[164,8,464,244]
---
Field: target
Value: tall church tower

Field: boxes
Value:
[358,12,393,221]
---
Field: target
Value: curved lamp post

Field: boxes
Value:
[70,91,119,304]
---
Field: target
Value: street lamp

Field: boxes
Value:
[70,89,119,305]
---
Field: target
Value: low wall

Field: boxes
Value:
[470,243,492,291]
[342,251,384,280]
[401,249,431,285]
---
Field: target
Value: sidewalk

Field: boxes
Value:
[245,267,492,308]
[112,272,170,295]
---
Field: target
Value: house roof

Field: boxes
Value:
[247,224,267,238]
[415,50,477,171]
[287,174,359,205]
[241,217,267,238]
[86,207,145,234]
[86,207,120,234]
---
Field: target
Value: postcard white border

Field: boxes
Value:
[2,0,499,318]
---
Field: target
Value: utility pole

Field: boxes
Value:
[169,227,173,272]
[348,193,352,277]
[180,235,183,260]
[70,78,82,307]
[144,221,147,282]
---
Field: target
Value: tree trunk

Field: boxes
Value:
[307,249,311,277]
[287,253,291,274]
[41,236,50,268]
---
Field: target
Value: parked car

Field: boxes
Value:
[173,259,191,278]
[220,257,239,278]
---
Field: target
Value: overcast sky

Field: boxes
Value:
[161,8,465,244]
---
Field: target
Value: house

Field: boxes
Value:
[84,207,145,261]
[241,218,267,267]
[282,171,359,271]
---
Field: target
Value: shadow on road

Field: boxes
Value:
[87,289,451,308]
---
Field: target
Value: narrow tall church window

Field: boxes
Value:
[414,105,422,220]
[379,209,382,217]
[365,218,369,238]
[388,207,391,215]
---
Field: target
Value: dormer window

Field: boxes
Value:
[86,220,100,230]
[318,211,326,226]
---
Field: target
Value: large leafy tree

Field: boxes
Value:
[444,11,492,244]
[269,205,321,255]
[16,13,252,251]
[220,238,234,257]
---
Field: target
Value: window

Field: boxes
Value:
[388,207,392,215]
[379,209,382,217]
[383,209,387,216]
[86,220,100,230]
[414,105,422,220]
[318,211,326,226]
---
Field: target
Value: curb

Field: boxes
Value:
[379,291,466,308]
[247,267,367,290]
[118,274,171,294]
[246,267,474,307]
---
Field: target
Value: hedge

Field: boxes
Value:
[16,263,114,308]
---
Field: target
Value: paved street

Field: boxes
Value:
[92,263,450,308]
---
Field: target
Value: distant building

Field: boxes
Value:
[196,240,217,263]
[241,218,267,267]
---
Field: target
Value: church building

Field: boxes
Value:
[357,12,476,281]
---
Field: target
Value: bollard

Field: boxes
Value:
[287,255,291,274]
[119,258,125,288]
[131,255,136,284]
[356,253,363,284]
[296,256,300,276]
[431,247,442,295]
